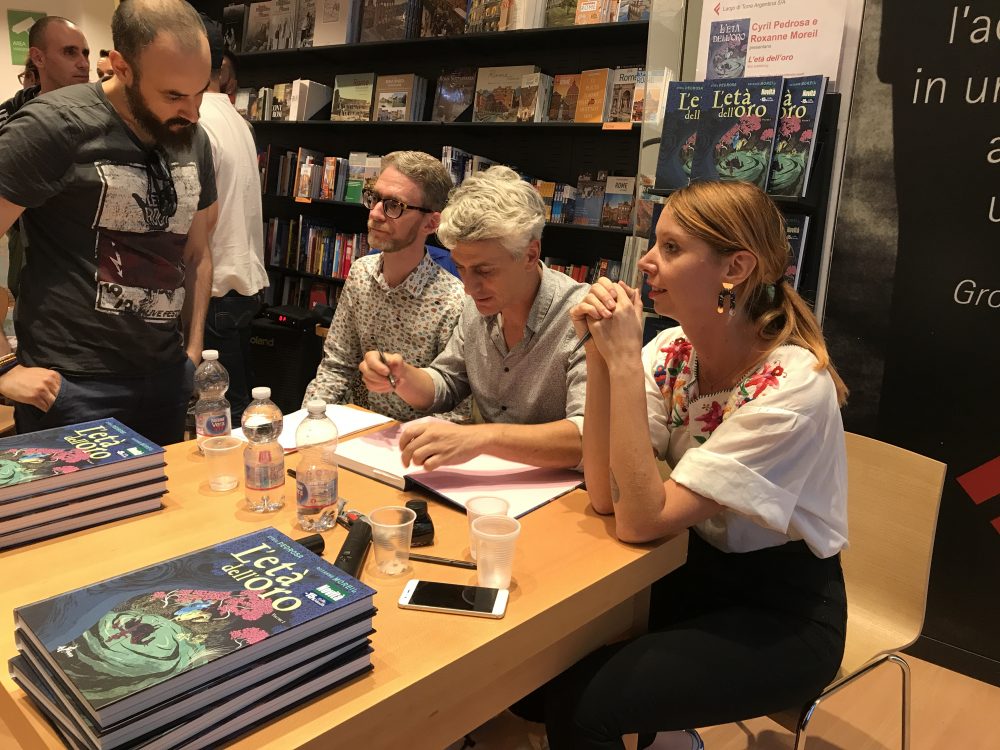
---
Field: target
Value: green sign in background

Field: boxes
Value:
[8,10,47,66]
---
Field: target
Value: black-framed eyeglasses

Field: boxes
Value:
[16,71,36,85]
[361,188,433,219]
[146,147,177,219]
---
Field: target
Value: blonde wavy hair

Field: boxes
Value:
[437,165,545,259]
[664,180,848,405]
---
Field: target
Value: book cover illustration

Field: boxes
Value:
[783,213,809,290]
[516,72,552,123]
[768,75,827,197]
[374,75,413,121]
[222,3,249,52]
[690,76,783,190]
[474,65,537,122]
[296,0,316,46]
[705,18,749,80]
[547,73,579,121]
[15,528,376,717]
[331,72,375,121]
[432,68,477,122]
[544,0,576,27]
[268,0,298,49]
[574,171,608,227]
[313,0,360,45]
[466,0,503,33]
[601,175,636,228]
[0,419,162,502]
[421,0,468,36]
[243,1,273,52]
[654,80,704,191]
[574,68,611,123]
[608,67,640,123]
[360,0,410,41]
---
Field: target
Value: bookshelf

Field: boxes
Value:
[191,4,663,306]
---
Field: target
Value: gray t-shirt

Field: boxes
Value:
[0,83,217,376]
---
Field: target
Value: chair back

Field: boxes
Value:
[840,432,946,670]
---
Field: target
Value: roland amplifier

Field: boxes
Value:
[248,315,324,414]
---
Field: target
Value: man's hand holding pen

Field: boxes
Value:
[360,350,405,393]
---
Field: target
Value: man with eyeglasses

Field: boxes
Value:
[18,61,38,90]
[0,0,217,446]
[0,16,91,128]
[361,166,588,471]
[302,151,466,423]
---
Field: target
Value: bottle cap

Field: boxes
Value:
[251,386,271,400]
[305,398,327,414]
[201,350,219,361]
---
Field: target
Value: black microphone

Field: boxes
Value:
[333,520,372,578]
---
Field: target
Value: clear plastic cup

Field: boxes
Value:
[202,436,244,492]
[465,495,510,561]
[368,505,416,576]
[471,514,521,590]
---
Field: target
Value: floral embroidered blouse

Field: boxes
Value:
[642,327,848,558]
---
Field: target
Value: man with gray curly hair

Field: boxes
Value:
[361,165,588,470]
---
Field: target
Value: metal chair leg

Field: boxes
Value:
[887,654,911,750]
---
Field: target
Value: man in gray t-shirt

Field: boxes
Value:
[0,0,217,446]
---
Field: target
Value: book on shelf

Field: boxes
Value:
[313,0,361,45]
[331,72,375,121]
[630,68,646,123]
[344,151,367,202]
[0,495,165,551]
[574,67,612,123]
[642,66,672,126]
[243,1,272,52]
[601,174,636,229]
[359,0,418,42]
[507,0,546,30]
[783,213,809,290]
[573,170,608,226]
[534,180,556,219]
[222,3,249,52]
[768,75,827,198]
[0,419,163,504]
[250,86,273,121]
[607,66,641,123]
[516,72,553,122]
[441,144,473,185]
[234,87,254,118]
[705,17,750,80]
[421,0,468,36]
[373,73,425,122]
[12,527,376,735]
[270,81,294,121]
[691,75,783,190]
[363,154,383,193]
[296,0,316,46]
[575,0,611,25]
[293,146,324,200]
[245,0,296,51]
[548,73,579,121]
[466,0,503,33]
[654,80,705,191]
[288,78,333,120]
[544,0,577,28]
[335,418,583,517]
[431,67,477,122]
[626,0,650,20]
[474,65,539,123]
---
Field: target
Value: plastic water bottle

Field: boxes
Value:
[242,386,285,513]
[194,350,232,450]
[294,399,339,531]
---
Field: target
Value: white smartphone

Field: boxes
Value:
[398,579,509,619]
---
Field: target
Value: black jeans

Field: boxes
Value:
[14,358,195,447]
[512,533,847,749]
[204,291,262,423]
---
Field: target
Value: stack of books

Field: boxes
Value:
[9,528,376,749]
[0,419,166,551]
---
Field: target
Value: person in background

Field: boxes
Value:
[361,165,588,471]
[0,16,90,126]
[18,60,38,90]
[0,0,217,445]
[219,49,239,104]
[197,17,267,423]
[303,151,466,423]
[516,180,849,749]
[96,49,113,80]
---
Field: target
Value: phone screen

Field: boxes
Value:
[408,581,500,612]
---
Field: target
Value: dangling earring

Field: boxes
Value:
[717,282,736,316]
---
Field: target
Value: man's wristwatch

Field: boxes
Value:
[0,353,18,376]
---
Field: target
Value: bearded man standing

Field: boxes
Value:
[0,0,217,445]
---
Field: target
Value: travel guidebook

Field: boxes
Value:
[768,75,828,197]
[690,75,783,190]
[334,418,583,518]
[0,419,163,504]
[14,528,376,728]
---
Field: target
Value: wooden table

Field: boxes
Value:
[0,439,687,749]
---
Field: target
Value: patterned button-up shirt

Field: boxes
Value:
[303,250,466,422]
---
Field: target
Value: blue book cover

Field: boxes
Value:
[768,75,828,197]
[14,527,376,727]
[705,18,750,80]
[573,171,607,227]
[0,419,163,504]
[654,81,704,192]
[690,75,784,190]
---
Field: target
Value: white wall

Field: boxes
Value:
[1,0,116,92]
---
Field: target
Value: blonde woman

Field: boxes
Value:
[516,180,849,748]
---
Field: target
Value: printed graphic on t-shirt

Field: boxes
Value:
[92,160,199,322]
